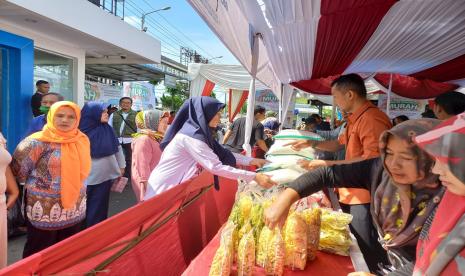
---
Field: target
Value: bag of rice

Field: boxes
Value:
[266,139,317,160]
[301,208,321,261]
[283,212,308,270]
[210,222,235,276]
[273,129,324,142]
[264,168,303,186]
[237,229,256,276]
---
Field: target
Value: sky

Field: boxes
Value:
[128,0,239,65]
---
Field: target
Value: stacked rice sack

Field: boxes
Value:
[210,129,352,275]
[266,129,324,164]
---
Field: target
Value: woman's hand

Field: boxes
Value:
[249,158,268,168]
[297,159,328,170]
[254,173,277,189]
[120,168,125,176]
[264,188,300,229]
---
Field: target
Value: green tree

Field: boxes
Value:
[161,82,189,111]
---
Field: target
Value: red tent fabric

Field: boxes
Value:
[1,172,237,275]
[201,80,216,96]
[228,89,248,122]
[310,0,396,79]
[374,73,459,99]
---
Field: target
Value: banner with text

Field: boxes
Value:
[84,81,122,106]
[123,82,157,111]
[378,93,429,119]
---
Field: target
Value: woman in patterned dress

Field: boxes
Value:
[12,101,91,257]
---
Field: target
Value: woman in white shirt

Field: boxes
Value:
[145,97,276,199]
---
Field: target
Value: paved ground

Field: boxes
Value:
[7,184,137,265]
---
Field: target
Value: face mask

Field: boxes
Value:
[39,106,50,114]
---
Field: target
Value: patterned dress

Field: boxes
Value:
[11,138,86,230]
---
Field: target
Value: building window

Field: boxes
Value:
[34,49,74,101]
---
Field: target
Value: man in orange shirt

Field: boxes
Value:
[288,74,392,271]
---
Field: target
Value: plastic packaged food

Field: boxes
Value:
[210,222,236,276]
[320,208,353,230]
[237,229,256,276]
[302,208,321,261]
[318,209,352,256]
[283,212,307,270]
[265,228,285,276]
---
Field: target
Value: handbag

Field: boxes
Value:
[111,176,128,193]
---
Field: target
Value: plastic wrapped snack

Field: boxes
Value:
[238,221,253,245]
[302,208,321,261]
[318,209,352,256]
[265,228,285,276]
[319,228,351,256]
[210,223,235,276]
[221,221,237,262]
[283,212,308,270]
[320,208,353,230]
[238,195,253,224]
[228,203,241,227]
[256,225,273,267]
[237,229,256,276]
[250,202,264,243]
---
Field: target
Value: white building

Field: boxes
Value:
[0,0,161,150]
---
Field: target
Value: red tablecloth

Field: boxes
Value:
[183,226,355,276]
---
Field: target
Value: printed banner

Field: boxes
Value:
[378,93,429,119]
[255,89,296,127]
[123,82,157,111]
[84,81,122,106]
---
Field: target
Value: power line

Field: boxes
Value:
[137,0,221,61]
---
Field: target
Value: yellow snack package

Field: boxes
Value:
[256,225,273,267]
[283,212,308,270]
[265,228,285,276]
[238,221,253,244]
[237,229,256,276]
[250,202,264,243]
[318,209,352,256]
[238,195,253,224]
[320,208,353,230]
[302,208,321,261]
[210,222,235,276]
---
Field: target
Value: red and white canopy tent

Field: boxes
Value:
[187,0,465,154]
[188,63,270,122]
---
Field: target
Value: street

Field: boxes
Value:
[7,184,137,265]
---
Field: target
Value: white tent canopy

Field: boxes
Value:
[188,63,283,123]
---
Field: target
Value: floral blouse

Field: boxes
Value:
[11,138,86,230]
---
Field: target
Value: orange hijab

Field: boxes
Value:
[30,101,91,209]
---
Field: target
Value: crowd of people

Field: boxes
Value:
[0,74,465,276]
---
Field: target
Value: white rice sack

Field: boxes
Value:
[274,129,324,141]
[264,168,303,185]
[266,155,304,164]
[267,139,317,160]
[260,158,308,174]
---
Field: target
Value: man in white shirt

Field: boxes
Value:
[108,97,138,178]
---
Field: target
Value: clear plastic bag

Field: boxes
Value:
[283,212,308,270]
[237,229,256,276]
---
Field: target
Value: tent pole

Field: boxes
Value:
[387,73,393,118]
